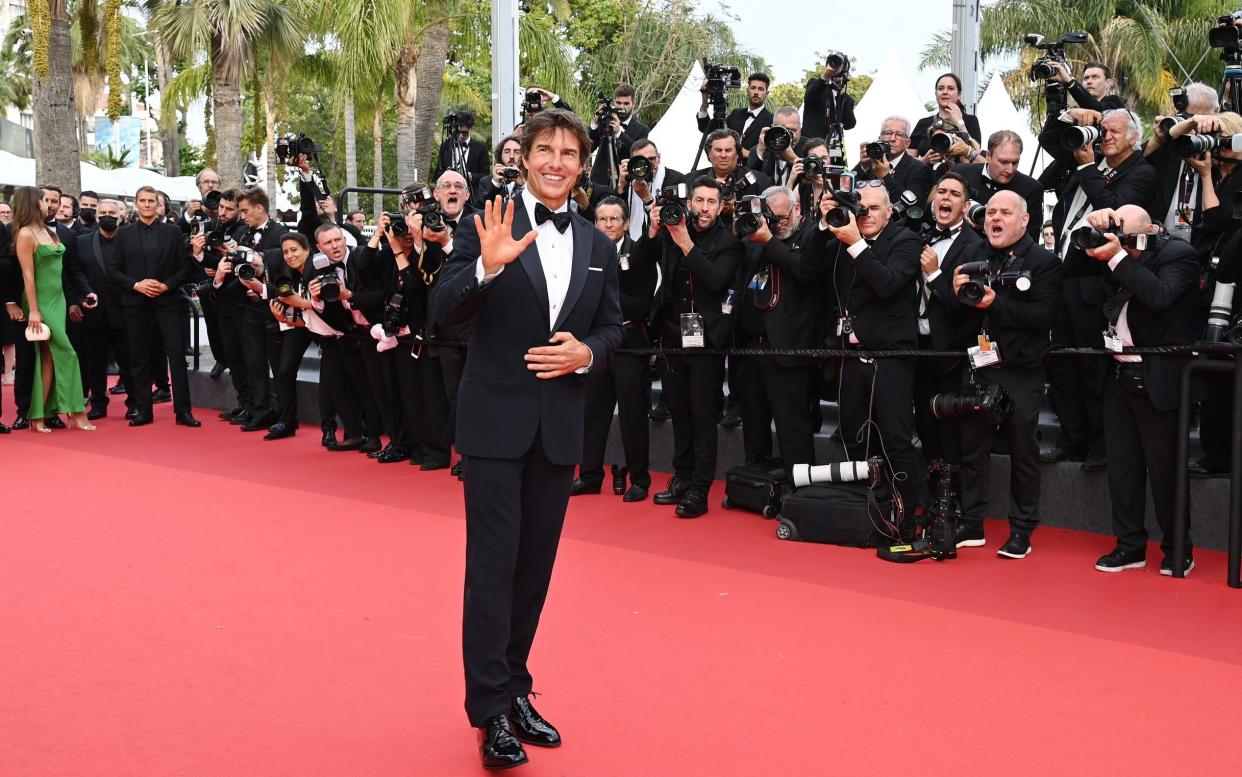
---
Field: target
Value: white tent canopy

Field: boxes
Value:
[975,75,1046,179]
[0,150,200,202]
[647,61,710,174]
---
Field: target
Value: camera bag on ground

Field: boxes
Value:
[722,462,789,518]
[775,481,896,547]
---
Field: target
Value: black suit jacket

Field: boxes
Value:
[1142,142,1203,231]
[812,221,923,350]
[1051,151,1156,244]
[1063,236,1200,411]
[77,230,126,329]
[854,154,935,207]
[590,117,650,185]
[961,235,1062,369]
[953,163,1045,240]
[925,225,987,353]
[614,234,658,348]
[801,78,857,141]
[107,219,196,307]
[428,192,624,466]
[746,136,812,183]
[730,107,773,153]
[910,113,983,155]
[742,219,829,366]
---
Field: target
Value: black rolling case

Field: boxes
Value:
[775,482,897,547]
[722,463,789,518]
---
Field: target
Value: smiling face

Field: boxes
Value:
[522,127,585,209]
[984,190,1028,248]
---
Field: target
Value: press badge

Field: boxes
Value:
[411,333,425,359]
[1103,327,1124,353]
[681,312,705,348]
[748,271,769,291]
[619,253,630,271]
[721,289,736,316]
[968,335,1001,368]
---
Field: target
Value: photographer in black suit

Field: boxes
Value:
[631,177,743,518]
[612,139,684,242]
[735,185,826,473]
[473,135,525,210]
[813,179,925,513]
[689,129,773,227]
[698,72,772,158]
[1045,60,1125,113]
[802,57,857,145]
[954,131,1044,240]
[952,191,1062,558]
[910,73,983,156]
[854,116,934,205]
[588,84,649,188]
[1142,83,1219,239]
[428,109,623,770]
[1044,109,1154,470]
[747,106,809,186]
[179,169,230,380]
[1062,206,1201,575]
[107,186,199,427]
[434,110,490,189]
[572,196,657,500]
[916,172,985,466]
[76,199,136,421]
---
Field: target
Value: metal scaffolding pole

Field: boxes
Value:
[952,0,983,112]
[491,0,521,147]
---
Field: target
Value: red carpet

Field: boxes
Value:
[3,396,1242,776]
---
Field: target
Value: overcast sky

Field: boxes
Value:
[717,0,958,93]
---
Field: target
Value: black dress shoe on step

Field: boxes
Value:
[452,460,465,480]
[653,477,691,505]
[175,412,202,428]
[108,384,127,395]
[209,362,227,379]
[128,413,153,427]
[321,424,337,448]
[1081,455,1107,472]
[675,488,709,518]
[152,389,172,404]
[264,423,296,441]
[420,459,450,471]
[623,483,649,502]
[509,695,561,748]
[229,413,250,426]
[0,422,10,434]
[611,467,628,495]
[11,415,29,430]
[125,408,140,420]
[87,408,107,421]
[478,714,528,770]
[1039,447,1084,464]
[376,445,411,463]
[570,478,601,496]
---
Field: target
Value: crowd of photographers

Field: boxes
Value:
[6,22,1242,576]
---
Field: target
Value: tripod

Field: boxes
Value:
[1221,48,1242,113]
[690,90,728,172]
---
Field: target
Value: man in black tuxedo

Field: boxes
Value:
[802,58,857,145]
[631,177,742,518]
[735,185,827,473]
[854,116,934,206]
[1043,109,1155,470]
[107,186,199,427]
[427,109,623,770]
[193,190,251,421]
[1062,206,1202,575]
[611,139,684,243]
[747,106,810,186]
[434,110,490,189]
[1045,59,1126,113]
[76,199,137,421]
[813,179,925,512]
[1141,84,1219,238]
[588,84,649,189]
[953,131,1044,240]
[951,191,1062,558]
[697,72,772,159]
[917,172,986,466]
[572,196,657,500]
[689,129,773,227]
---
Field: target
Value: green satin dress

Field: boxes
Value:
[21,242,85,420]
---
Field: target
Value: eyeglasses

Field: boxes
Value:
[856,180,888,189]
[768,211,793,224]
[879,130,908,139]
[435,183,468,192]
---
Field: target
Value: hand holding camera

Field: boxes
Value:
[953,265,996,308]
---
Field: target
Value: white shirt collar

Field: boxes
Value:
[522,190,568,228]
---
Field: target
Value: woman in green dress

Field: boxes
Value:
[10,186,93,433]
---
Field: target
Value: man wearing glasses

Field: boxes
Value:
[734,185,827,475]
[854,116,934,205]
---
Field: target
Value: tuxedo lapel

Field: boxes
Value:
[513,196,551,327]
[91,231,105,274]
[553,214,592,332]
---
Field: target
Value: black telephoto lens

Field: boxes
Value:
[1071,225,1109,250]
[628,155,653,182]
[766,126,792,154]
[866,140,891,160]
[930,133,954,154]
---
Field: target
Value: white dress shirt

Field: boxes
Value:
[919,220,964,335]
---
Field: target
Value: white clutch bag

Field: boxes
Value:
[25,322,51,342]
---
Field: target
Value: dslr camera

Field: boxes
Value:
[656,183,689,226]
[954,260,1033,305]
[382,292,406,339]
[523,89,544,116]
[735,195,778,238]
[890,189,925,227]
[1070,221,1152,252]
[1210,11,1242,48]
[765,125,793,156]
[929,119,971,155]
[702,61,742,116]
[627,155,654,183]
[309,253,342,303]
[595,92,616,129]
[384,212,410,237]
[443,111,473,134]
[1024,32,1088,113]
[274,133,319,167]
[876,459,959,563]
[821,167,860,228]
[930,381,1015,426]
[229,246,263,282]
[865,139,891,161]
[720,171,759,202]
[1171,132,1242,158]
[1061,121,1102,151]
[406,188,446,231]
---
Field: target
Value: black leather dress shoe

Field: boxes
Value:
[87,407,107,421]
[329,436,364,452]
[376,445,411,463]
[152,389,172,404]
[1189,458,1229,478]
[209,362,227,379]
[229,413,250,426]
[478,714,528,770]
[219,407,245,421]
[509,695,560,748]
[11,415,29,430]
[175,412,202,428]
[648,401,670,421]
[1039,447,1084,464]
[125,408,140,421]
[108,383,126,395]
[653,477,691,505]
[611,467,628,495]
[0,422,10,434]
[452,460,465,480]
[358,437,382,454]
[321,423,337,448]
[569,478,601,496]
[675,488,709,518]
[46,415,65,430]
[1080,455,1107,472]
[264,423,296,441]
[128,413,153,427]
[623,483,649,502]
[420,459,450,471]
[241,415,275,432]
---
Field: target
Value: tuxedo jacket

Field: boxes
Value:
[77,230,126,329]
[811,221,923,350]
[854,154,935,208]
[1050,151,1156,240]
[959,235,1062,369]
[952,163,1045,240]
[107,219,196,307]
[924,225,988,354]
[746,136,813,183]
[1063,236,1200,411]
[1142,142,1204,231]
[741,218,830,366]
[801,78,857,141]
[221,219,288,307]
[428,193,624,466]
[589,117,650,185]
[614,233,658,349]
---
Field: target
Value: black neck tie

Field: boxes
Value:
[535,203,571,233]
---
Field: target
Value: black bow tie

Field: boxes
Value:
[929,226,960,243]
[535,203,571,233]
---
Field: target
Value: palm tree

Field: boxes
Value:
[920,0,1234,121]
[154,0,307,189]
[28,0,80,192]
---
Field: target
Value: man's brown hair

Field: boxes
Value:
[518,109,591,168]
